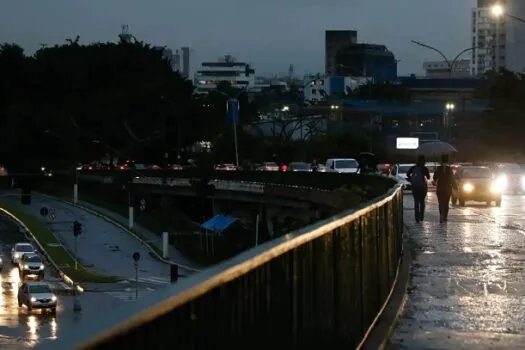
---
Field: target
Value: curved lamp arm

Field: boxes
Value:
[411,40,451,70]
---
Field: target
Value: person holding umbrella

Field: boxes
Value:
[407,155,430,223]
[433,154,456,223]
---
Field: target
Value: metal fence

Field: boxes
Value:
[38,184,403,350]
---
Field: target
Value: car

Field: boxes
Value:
[325,158,359,173]
[17,281,57,315]
[492,163,524,194]
[256,162,279,171]
[18,253,45,281]
[390,164,413,189]
[11,243,35,264]
[451,166,503,206]
[287,162,311,172]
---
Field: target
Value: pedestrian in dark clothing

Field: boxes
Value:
[433,154,456,223]
[407,155,431,223]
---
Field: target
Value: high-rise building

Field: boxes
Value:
[325,30,357,76]
[193,55,256,94]
[181,47,190,78]
[471,1,508,76]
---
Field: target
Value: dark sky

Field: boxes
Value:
[0,0,476,76]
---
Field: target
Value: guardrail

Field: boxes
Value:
[75,170,395,200]
[38,183,404,350]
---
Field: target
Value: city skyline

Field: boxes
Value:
[1,0,479,76]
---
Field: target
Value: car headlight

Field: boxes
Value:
[24,264,29,269]
[14,253,19,258]
[39,265,44,270]
[30,297,36,302]
[491,180,505,193]
[463,183,474,192]
[51,295,57,302]
[497,174,508,190]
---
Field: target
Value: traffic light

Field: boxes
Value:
[73,221,82,237]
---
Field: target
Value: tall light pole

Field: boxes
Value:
[411,41,476,79]
[491,4,504,72]
[445,103,455,142]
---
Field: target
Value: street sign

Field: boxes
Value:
[140,199,146,205]
[48,214,55,221]
[140,205,146,211]
[40,207,49,217]
[396,137,419,150]
[49,208,55,215]
[132,252,141,261]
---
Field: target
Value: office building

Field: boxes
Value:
[335,44,398,82]
[194,55,256,94]
[325,30,357,76]
[423,60,471,78]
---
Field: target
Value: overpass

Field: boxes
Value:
[34,171,404,349]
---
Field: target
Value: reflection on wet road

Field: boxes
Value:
[0,214,122,349]
[390,193,525,349]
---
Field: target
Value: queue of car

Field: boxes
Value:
[3,242,58,315]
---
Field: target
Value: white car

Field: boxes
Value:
[391,164,413,189]
[325,158,359,173]
[18,281,57,315]
[11,243,35,265]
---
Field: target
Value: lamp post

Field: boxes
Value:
[411,41,476,79]
[219,90,247,167]
[444,103,455,141]
[491,4,504,72]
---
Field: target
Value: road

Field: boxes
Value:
[389,192,525,349]
[1,192,171,287]
[0,214,131,349]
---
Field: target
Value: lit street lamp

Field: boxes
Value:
[444,103,455,141]
[491,3,504,71]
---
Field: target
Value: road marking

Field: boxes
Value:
[105,288,156,302]
[136,276,170,285]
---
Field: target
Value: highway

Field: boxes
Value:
[0,212,133,349]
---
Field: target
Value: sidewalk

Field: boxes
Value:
[67,199,199,271]
[1,192,171,284]
[389,193,525,349]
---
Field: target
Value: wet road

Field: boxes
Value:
[0,210,130,349]
[1,192,171,285]
[389,193,525,349]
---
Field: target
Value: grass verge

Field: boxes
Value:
[0,201,120,283]
[37,185,223,267]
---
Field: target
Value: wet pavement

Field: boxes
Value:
[389,193,525,349]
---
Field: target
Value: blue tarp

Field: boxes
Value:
[201,215,238,233]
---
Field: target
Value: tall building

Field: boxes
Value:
[335,44,398,82]
[423,60,471,78]
[325,30,357,76]
[181,47,190,78]
[194,55,256,94]
[471,0,508,76]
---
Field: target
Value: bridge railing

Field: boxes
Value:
[38,182,403,350]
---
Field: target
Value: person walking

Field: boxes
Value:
[433,154,456,223]
[407,155,431,223]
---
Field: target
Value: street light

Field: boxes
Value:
[444,103,455,141]
[411,40,476,79]
[491,3,504,72]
